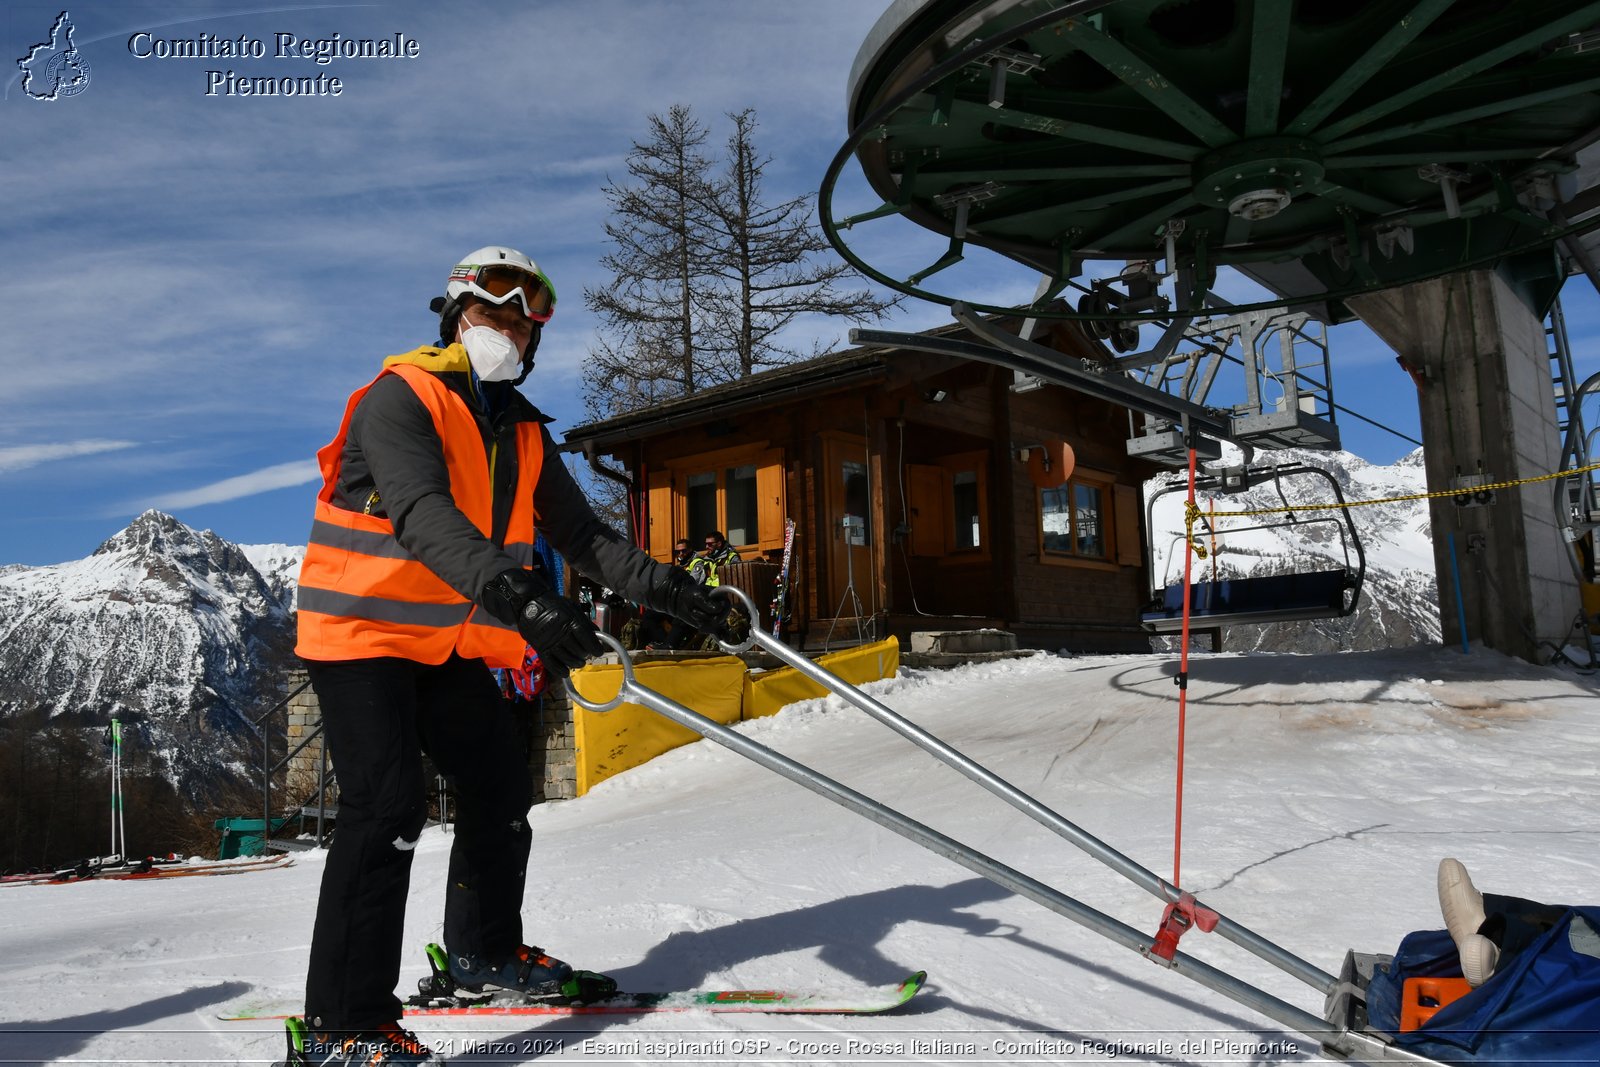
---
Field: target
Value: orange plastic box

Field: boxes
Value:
[1400,976,1475,1032]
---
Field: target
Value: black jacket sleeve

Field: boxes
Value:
[531,425,665,605]
[346,375,521,600]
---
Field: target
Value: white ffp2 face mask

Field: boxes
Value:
[459,321,523,382]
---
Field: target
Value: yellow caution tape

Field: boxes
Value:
[1195,459,1600,520]
[1183,499,1209,559]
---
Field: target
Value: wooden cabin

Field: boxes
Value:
[561,320,1165,652]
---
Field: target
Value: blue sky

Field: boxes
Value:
[2,1,1597,567]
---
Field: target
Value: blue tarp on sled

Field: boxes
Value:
[1366,906,1600,1065]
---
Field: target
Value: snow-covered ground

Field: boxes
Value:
[2,646,1597,1066]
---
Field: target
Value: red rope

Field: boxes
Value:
[1174,446,1197,888]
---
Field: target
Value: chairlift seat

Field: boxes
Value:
[1141,569,1352,632]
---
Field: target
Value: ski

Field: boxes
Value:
[2,852,127,885]
[6,853,293,886]
[219,971,926,1021]
[96,854,295,881]
[410,971,926,1016]
[770,517,796,637]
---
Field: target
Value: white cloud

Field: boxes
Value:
[138,460,321,511]
[0,439,137,473]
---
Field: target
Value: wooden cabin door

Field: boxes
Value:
[820,433,872,621]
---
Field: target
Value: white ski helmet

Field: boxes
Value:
[443,246,556,322]
[430,246,556,381]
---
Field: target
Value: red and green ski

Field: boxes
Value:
[219,971,926,1020]
[770,517,796,637]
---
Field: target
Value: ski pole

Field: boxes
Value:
[108,717,125,862]
[115,719,126,861]
[710,584,1337,996]
[569,632,1350,1053]
[109,719,118,859]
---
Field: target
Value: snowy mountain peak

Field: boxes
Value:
[1395,447,1427,469]
[93,510,255,587]
[93,508,189,554]
[0,513,298,800]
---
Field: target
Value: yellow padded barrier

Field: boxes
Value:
[742,637,900,720]
[569,655,746,795]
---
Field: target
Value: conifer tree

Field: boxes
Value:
[583,105,717,419]
[701,109,899,379]
[583,105,900,420]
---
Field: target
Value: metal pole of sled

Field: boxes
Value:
[714,585,1337,996]
[571,632,1348,1050]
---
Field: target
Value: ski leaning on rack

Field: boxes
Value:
[220,969,925,1021]
[770,517,796,637]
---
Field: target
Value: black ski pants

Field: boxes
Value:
[302,654,534,1032]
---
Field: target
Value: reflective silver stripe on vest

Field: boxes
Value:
[313,523,535,572]
[470,610,520,633]
[308,519,417,561]
[298,586,473,628]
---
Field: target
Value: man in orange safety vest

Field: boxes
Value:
[286,246,731,1067]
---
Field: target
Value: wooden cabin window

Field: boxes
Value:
[1040,472,1113,563]
[686,471,718,544]
[724,463,758,547]
[646,444,786,560]
[952,470,981,550]
[842,460,871,545]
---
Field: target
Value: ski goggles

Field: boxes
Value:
[451,263,556,322]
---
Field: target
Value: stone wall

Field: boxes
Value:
[284,668,330,793]
[530,679,577,802]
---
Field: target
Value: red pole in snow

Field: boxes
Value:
[1174,445,1197,888]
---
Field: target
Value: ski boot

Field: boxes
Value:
[415,942,617,1004]
[277,1015,440,1066]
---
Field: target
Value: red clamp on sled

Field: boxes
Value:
[1147,892,1220,964]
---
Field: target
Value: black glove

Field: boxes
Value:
[646,565,734,640]
[480,569,604,676]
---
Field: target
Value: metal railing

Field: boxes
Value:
[251,678,335,852]
[566,585,1391,1058]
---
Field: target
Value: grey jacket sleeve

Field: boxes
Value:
[531,425,666,605]
[348,375,521,600]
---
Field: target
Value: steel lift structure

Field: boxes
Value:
[827,0,1600,651]
[576,587,1445,1063]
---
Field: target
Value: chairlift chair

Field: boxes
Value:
[1141,463,1366,633]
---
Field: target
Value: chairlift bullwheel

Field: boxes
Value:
[827,0,1600,325]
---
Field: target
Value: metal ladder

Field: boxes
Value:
[1549,295,1581,457]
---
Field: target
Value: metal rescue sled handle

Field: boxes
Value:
[569,586,1421,1063]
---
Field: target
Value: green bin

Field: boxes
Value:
[214,816,289,858]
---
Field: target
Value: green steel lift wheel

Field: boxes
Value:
[822,0,1600,322]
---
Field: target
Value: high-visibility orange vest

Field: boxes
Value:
[295,352,544,668]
